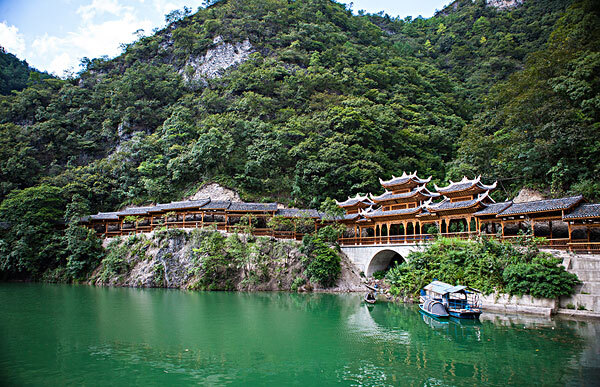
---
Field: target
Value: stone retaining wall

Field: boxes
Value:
[480,293,558,316]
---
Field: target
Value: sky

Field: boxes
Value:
[0,0,450,76]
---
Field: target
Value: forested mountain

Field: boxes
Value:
[0,0,598,279]
[0,48,53,95]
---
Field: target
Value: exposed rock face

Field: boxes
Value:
[486,0,524,9]
[513,188,545,203]
[181,36,253,82]
[92,229,364,292]
[189,182,242,202]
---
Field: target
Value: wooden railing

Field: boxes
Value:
[568,242,600,253]
[95,224,600,253]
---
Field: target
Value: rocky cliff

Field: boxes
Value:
[90,228,364,292]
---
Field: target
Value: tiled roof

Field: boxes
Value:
[370,186,439,202]
[201,200,231,210]
[498,196,583,217]
[362,206,422,218]
[473,201,513,216]
[277,208,321,218]
[228,202,277,212]
[434,176,497,194]
[90,212,120,220]
[379,171,431,188]
[335,194,373,207]
[563,203,600,220]
[117,207,155,216]
[151,198,210,212]
[427,192,491,212]
[344,213,360,221]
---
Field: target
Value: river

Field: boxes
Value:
[1,283,599,386]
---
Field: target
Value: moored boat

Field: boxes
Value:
[364,292,376,304]
[419,280,482,319]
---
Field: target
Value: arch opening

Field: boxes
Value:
[366,249,405,278]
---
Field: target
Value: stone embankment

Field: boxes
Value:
[476,250,600,318]
[555,250,600,318]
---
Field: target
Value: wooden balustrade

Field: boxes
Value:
[92,221,600,253]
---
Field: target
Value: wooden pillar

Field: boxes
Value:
[587,227,591,243]
[501,220,505,238]
[549,221,553,240]
[182,212,186,228]
[467,217,471,233]
[568,222,573,251]
[531,219,535,237]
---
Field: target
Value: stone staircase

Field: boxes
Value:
[546,249,600,314]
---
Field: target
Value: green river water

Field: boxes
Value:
[1,283,599,386]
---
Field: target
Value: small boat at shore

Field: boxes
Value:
[364,292,376,304]
[419,280,482,319]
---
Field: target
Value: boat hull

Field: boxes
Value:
[448,309,481,320]
[419,303,449,318]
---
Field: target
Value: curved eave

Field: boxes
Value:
[370,188,439,204]
[379,171,432,189]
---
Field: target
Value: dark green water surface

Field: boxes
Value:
[1,283,599,386]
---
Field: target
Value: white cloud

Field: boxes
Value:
[29,7,152,75]
[153,0,183,16]
[77,0,132,21]
[0,22,26,57]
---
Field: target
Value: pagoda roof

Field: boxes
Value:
[344,213,361,221]
[434,176,497,195]
[369,185,440,203]
[563,203,600,220]
[497,195,583,217]
[228,202,277,212]
[379,171,432,189]
[90,212,119,221]
[335,194,373,208]
[425,192,493,213]
[473,201,513,217]
[360,205,423,219]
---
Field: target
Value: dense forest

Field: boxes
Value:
[0,0,599,280]
[0,47,53,95]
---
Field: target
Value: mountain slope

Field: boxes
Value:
[1,0,598,281]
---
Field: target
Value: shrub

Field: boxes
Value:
[503,255,581,299]
[301,235,340,288]
[385,237,581,300]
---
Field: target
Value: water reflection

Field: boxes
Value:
[0,284,598,386]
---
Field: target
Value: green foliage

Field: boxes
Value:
[372,270,386,280]
[386,237,581,300]
[301,233,341,287]
[316,224,345,243]
[97,239,131,283]
[0,48,53,95]
[0,0,598,282]
[450,0,600,199]
[503,255,581,299]
[0,185,65,278]
[191,231,235,290]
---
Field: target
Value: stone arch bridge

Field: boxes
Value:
[341,243,425,277]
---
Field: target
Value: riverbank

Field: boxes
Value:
[90,228,365,293]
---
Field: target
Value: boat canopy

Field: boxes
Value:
[424,281,477,295]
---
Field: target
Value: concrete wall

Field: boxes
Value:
[480,293,559,316]
[341,244,424,276]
